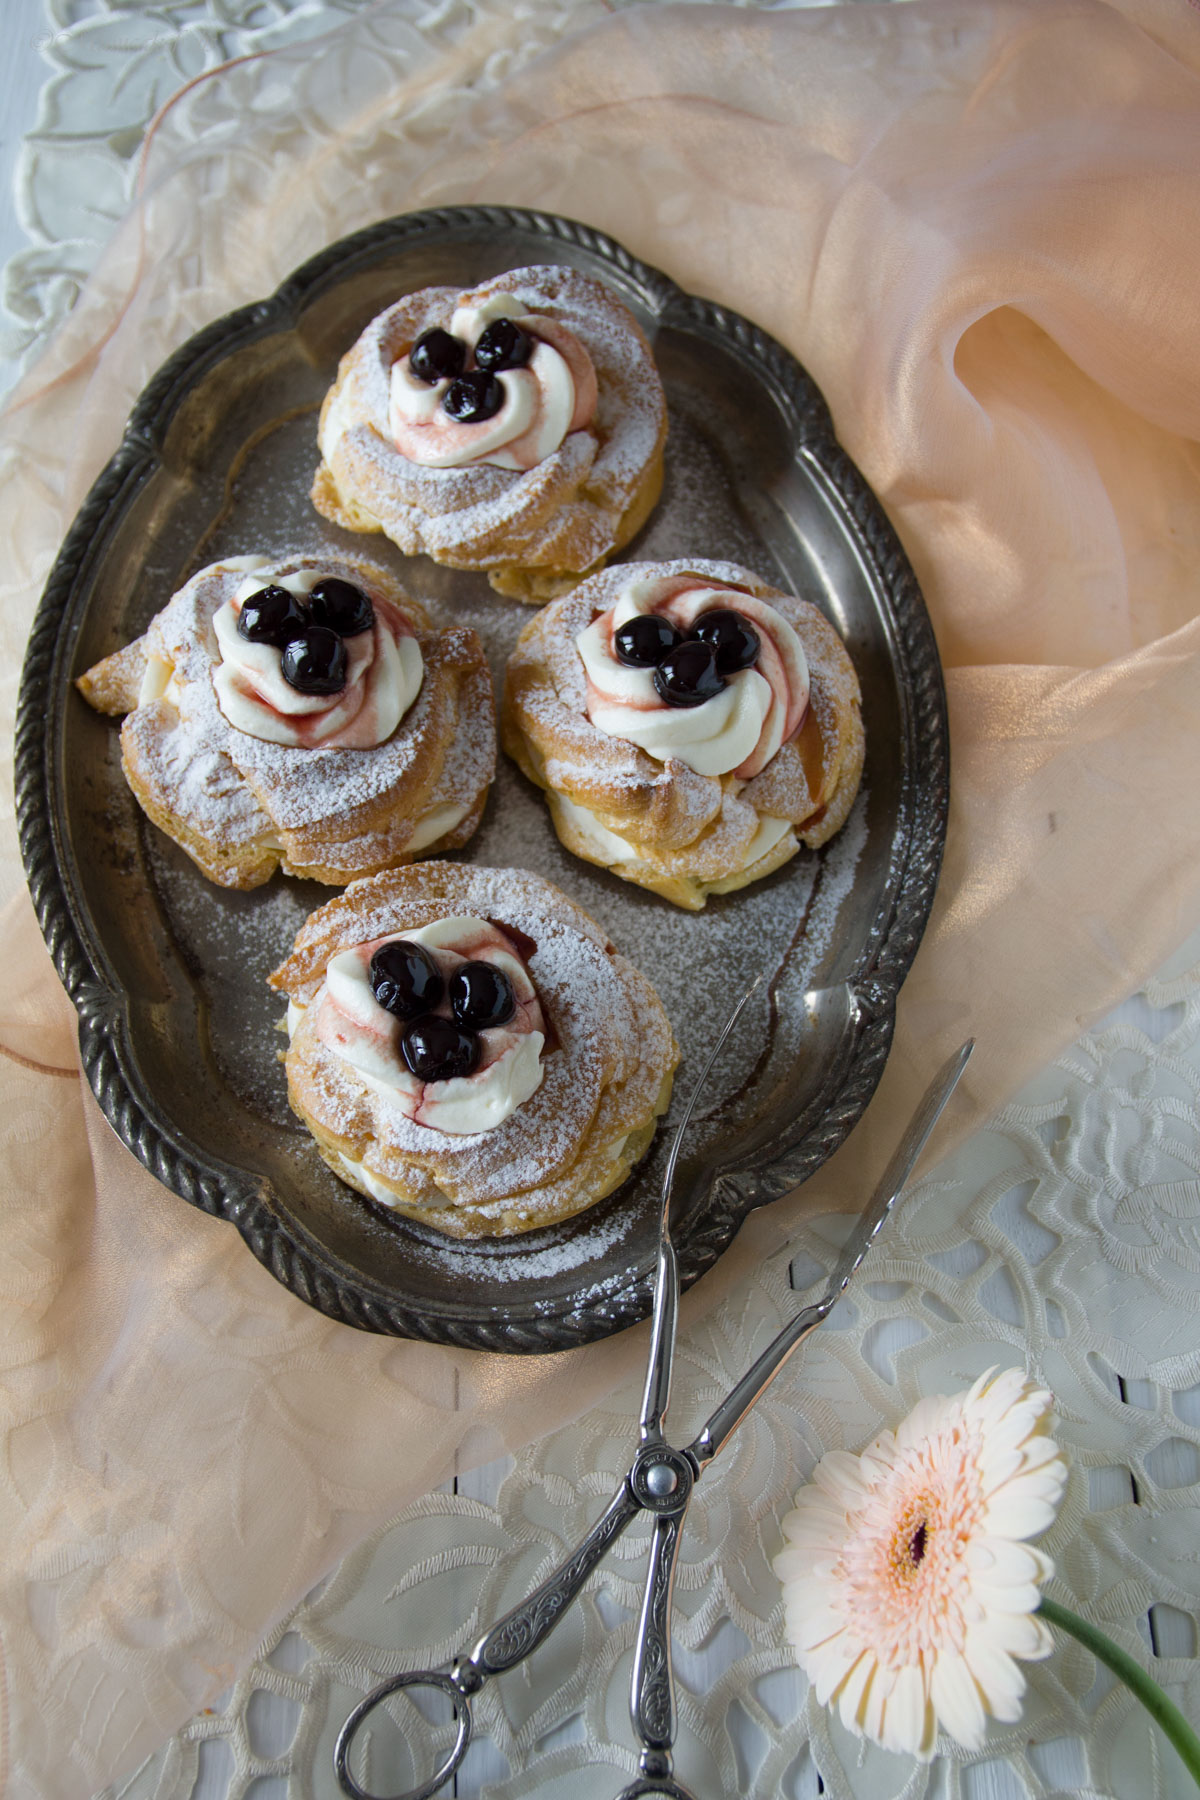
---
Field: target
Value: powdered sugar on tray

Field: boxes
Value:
[428,1204,631,1286]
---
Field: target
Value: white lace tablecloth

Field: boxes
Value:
[3,5,1198,1799]
[98,933,1200,1800]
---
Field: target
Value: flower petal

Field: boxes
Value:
[981,1608,1055,1660]
[976,1447,1026,1493]
[893,1399,948,1451]
[836,1648,876,1733]
[1019,1436,1068,1474]
[809,1636,860,1707]
[813,1451,874,1505]
[882,1662,933,1759]
[773,1368,1066,1763]
[965,1537,1053,1586]
[970,1579,1047,1617]
[980,1494,1061,1540]
[787,1600,847,1654]
[930,1651,987,1750]
[963,1632,1027,1724]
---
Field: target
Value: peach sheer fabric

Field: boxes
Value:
[1,1,1198,1793]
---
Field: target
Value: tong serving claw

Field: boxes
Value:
[335,1001,974,1800]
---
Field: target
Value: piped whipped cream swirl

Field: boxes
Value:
[309,916,545,1136]
[389,294,598,472]
[211,565,423,749]
[576,574,810,778]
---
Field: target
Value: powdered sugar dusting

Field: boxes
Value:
[316,266,666,584]
[98,551,496,882]
[428,1202,631,1286]
[123,299,883,1306]
[504,553,862,901]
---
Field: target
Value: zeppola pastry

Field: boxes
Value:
[269,864,680,1238]
[502,559,865,909]
[311,266,668,602]
[77,553,495,888]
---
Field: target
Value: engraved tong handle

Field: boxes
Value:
[334,1480,642,1800]
[621,1506,698,1800]
[616,1772,697,1799]
[617,983,768,1799]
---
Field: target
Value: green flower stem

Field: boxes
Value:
[1039,1596,1200,1789]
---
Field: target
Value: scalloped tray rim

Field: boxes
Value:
[15,204,949,1353]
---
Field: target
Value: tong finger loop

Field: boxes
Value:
[334,1670,472,1800]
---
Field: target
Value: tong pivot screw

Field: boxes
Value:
[631,1447,693,1513]
[450,1658,484,1696]
[640,1748,672,1778]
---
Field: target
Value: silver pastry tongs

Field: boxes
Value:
[335,993,974,1800]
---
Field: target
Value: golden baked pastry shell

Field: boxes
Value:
[78,554,497,889]
[270,864,681,1238]
[502,558,865,907]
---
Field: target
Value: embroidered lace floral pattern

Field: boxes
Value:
[103,936,1200,1799]
[0,0,839,378]
[2,0,372,377]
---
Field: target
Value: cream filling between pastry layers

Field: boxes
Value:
[333,1151,425,1209]
[554,792,794,874]
[319,381,367,466]
[138,654,180,708]
[405,801,471,851]
[297,916,545,1137]
[334,1109,639,1212]
[336,1151,404,1206]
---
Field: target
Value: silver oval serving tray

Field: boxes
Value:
[16,207,948,1354]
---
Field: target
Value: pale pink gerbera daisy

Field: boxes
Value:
[773,1367,1069,1760]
